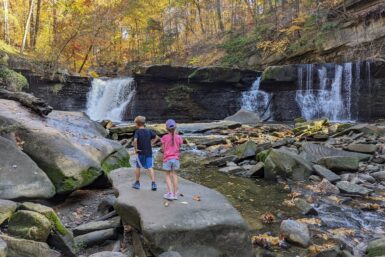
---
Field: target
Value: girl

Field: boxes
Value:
[161,119,183,200]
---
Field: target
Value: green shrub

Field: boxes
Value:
[0,66,28,91]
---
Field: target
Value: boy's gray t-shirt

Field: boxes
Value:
[134,128,156,156]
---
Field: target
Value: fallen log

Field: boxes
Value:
[0,89,53,116]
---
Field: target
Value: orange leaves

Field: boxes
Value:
[260,212,276,224]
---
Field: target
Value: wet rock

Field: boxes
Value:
[301,143,371,162]
[74,228,118,248]
[0,199,17,225]
[0,238,6,257]
[158,251,183,257]
[366,237,385,257]
[0,136,55,200]
[309,175,322,182]
[0,101,124,193]
[372,171,385,181]
[177,121,241,133]
[337,123,385,137]
[89,252,127,257]
[187,137,227,147]
[110,168,253,257]
[264,149,313,181]
[239,162,264,178]
[294,198,318,216]
[272,138,295,148]
[227,140,258,160]
[358,174,376,183]
[280,220,310,247]
[313,165,341,183]
[345,144,377,154]
[317,156,359,172]
[73,217,121,236]
[224,109,260,124]
[315,179,340,195]
[8,210,52,241]
[315,247,341,257]
[101,148,131,174]
[219,165,243,174]
[336,181,373,196]
[206,155,238,167]
[0,234,61,257]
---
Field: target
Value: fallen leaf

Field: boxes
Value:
[282,199,295,207]
[297,218,321,226]
[164,201,169,207]
[309,243,337,254]
[260,212,276,224]
[328,228,355,237]
[192,195,201,201]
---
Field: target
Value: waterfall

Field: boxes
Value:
[86,77,136,122]
[241,77,271,119]
[295,63,354,122]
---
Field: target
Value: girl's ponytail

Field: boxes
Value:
[171,128,175,146]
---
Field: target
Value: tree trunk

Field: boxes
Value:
[3,0,9,43]
[78,44,93,74]
[52,0,58,46]
[215,0,224,33]
[21,0,35,53]
[29,0,35,49]
[193,0,205,34]
[32,0,41,49]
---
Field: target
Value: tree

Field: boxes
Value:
[21,0,35,53]
[3,0,9,43]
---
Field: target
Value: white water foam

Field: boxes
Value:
[86,77,136,122]
[241,77,271,119]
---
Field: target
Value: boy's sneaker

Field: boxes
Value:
[132,181,140,190]
[151,182,157,191]
[163,192,174,200]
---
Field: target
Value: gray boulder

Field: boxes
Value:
[110,168,253,257]
[0,136,55,200]
[366,237,385,257]
[89,252,127,257]
[73,216,121,236]
[294,198,318,216]
[227,140,258,160]
[0,234,61,257]
[239,162,264,178]
[280,220,310,247]
[177,121,241,133]
[314,179,340,195]
[313,165,341,183]
[0,100,124,193]
[317,157,359,172]
[336,181,373,196]
[74,228,117,248]
[372,171,385,181]
[264,149,313,181]
[345,144,377,154]
[8,210,52,242]
[301,143,371,162]
[0,199,17,225]
[225,109,260,124]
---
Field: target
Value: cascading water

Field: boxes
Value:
[241,77,271,120]
[86,77,136,122]
[295,63,355,121]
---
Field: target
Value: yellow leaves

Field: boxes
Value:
[252,233,281,247]
[256,38,289,54]
[297,218,322,226]
[309,243,337,254]
[260,212,276,224]
[328,228,355,237]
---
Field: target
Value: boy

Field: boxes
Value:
[132,116,159,191]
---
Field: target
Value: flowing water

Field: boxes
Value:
[241,77,272,120]
[295,63,357,122]
[86,77,136,122]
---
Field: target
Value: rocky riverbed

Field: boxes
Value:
[1,98,385,257]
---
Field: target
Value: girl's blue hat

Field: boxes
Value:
[166,119,176,129]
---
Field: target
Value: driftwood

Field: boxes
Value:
[0,88,53,116]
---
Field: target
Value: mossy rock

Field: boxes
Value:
[0,66,28,91]
[227,140,258,159]
[0,199,17,226]
[8,210,52,242]
[19,202,70,236]
[101,148,131,175]
[257,149,272,162]
[261,65,297,82]
[366,237,385,257]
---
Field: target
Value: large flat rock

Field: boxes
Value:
[177,121,241,133]
[109,168,253,257]
[0,100,125,193]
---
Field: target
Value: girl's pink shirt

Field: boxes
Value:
[161,133,183,162]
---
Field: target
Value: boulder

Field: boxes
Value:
[0,100,125,193]
[261,65,298,82]
[313,165,341,183]
[0,199,17,225]
[8,210,52,242]
[177,121,241,133]
[101,148,131,174]
[366,237,385,257]
[272,138,295,148]
[218,166,243,174]
[314,179,340,195]
[239,162,264,178]
[205,155,238,167]
[336,123,385,137]
[336,181,373,196]
[301,143,371,162]
[0,238,6,257]
[294,198,318,216]
[73,217,121,236]
[227,140,258,160]
[224,109,260,124]
[345,144,377,154]
[280,220,310,247]
[187,136,228,147]
[74,228,117,247]
[110,168,253,257]
[0,234,61,257]
[372,171,385,181]
[89,252,127,257]
[0,136,55,200]
[317,157,359,172]
[264,149,313,181]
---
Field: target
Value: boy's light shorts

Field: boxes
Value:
[162,159,180,171]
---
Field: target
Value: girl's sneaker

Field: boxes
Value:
[163,192,174,200]
[172,193,178,200]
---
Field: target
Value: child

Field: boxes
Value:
[132,116,160,191]
[161,119,183,200]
